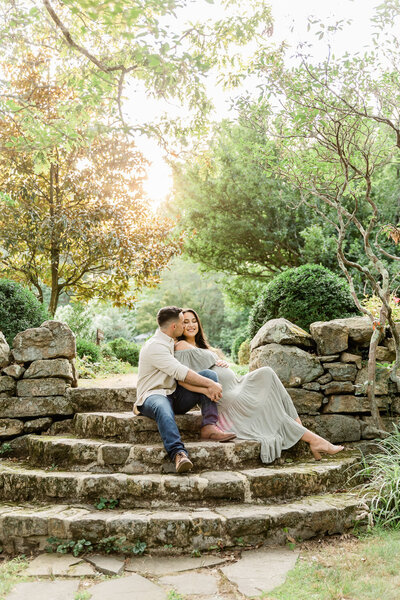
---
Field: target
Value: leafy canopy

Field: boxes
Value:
[0,0,273,145]
[0,55,179,315]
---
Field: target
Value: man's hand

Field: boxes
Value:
[206,380,223,402]
[215,360,229,368]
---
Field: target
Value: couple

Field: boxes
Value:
[136,305,344,473]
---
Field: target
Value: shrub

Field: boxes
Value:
[238,339,250,365]
[101,343,116,359]
[76,338,101,363]
[358,427,400,529]
[231,332,247,363]
[108,337,140,366]
[248,264,358,337]
[0,278,48,344]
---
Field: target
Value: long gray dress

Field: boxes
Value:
[175,347,307,463]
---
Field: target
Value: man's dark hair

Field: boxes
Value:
[157,306,183,328]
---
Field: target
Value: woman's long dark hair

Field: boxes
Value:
[178,308,210,349]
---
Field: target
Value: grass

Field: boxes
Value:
[76,355,137,379]
[0,556,29,599]
[266,529,400,600]
[357,427,400,529]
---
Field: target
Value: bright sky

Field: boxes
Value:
[128,0,380,207]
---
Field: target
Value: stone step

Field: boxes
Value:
[73,411,203,443]
[0,491,365,555]
[22,435,264,474]
[0,456,358,508]
[68,388,136,413]
[0,389,136,420]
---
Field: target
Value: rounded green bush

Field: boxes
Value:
[231,332,247,363]
[76,338,101,363]
[108,337,140,366]
[248,264,358,337]
[0,278,49,344]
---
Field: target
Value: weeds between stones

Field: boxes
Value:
[46,536,146,557]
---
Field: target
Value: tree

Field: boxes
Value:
[236,12,400,429]
[0,0,273,146]
[170,122,313,297]
[0,55,178,315]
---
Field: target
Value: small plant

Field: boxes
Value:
[96,535,146,555]
[207,539,225,552]
[191,548,202,557]
[95,497,119,510]
[46,534,146,556]
[234,537,245,546]
[0,443,12,455]
[167,591,185,600]
[164,543,173,550]
[75,591,92,600]
[362,294,400,321]
[46,537,93,557]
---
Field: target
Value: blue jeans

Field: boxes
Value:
[138,369,219,460]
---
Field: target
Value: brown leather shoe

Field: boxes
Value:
[200,424,236,443]
[175,451,193,473]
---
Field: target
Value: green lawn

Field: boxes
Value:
[268,529,400,600]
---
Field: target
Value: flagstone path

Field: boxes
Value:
[4,546,300,599]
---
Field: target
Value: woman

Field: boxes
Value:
[175,308,344,464]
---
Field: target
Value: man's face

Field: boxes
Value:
[174,312,185,338]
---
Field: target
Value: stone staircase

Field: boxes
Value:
[0,387,366,555]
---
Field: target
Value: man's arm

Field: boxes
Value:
[148,343,222,401]
[180,372,222,402]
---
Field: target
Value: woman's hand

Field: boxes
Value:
[215,360,229,368]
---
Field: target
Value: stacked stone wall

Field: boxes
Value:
[250,317,400,443]
[0,321,77,440]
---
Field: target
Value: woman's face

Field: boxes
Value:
[183,311,199,337]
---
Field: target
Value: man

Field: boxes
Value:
[136,306,236,473]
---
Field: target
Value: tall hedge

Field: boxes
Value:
[0,279,49,344]
[248,264,358,337]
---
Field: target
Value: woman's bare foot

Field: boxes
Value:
[309,442,344,461]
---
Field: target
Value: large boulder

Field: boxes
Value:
[250,318,315,352]
[0,333,10,369]
[249,344,324,386]
[12,321,76,363]
[310,316,375,355]
[23,358,73,382]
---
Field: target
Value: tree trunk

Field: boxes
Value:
[49,162,60,316]
[367,326,385,431]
